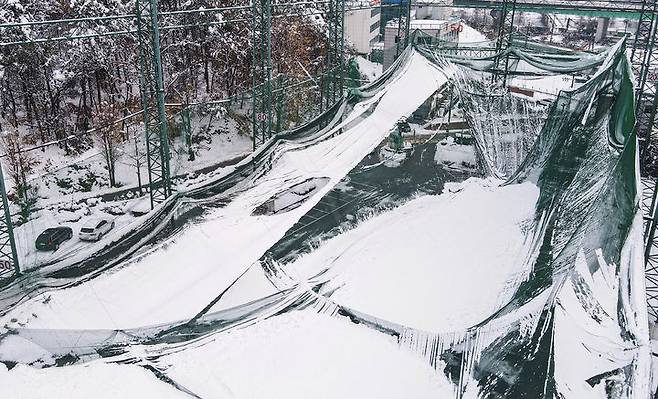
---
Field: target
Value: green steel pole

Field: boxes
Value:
[251,0,273,150]
[404,0,412,48]
[0,164,19,276]
[136,0,171,208]
[148,0,172,198]
[182,107,193,161]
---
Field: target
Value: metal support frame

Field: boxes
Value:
[0,164,19,280]
[324,0,346,109]
[275,74,286,134]
[136,0,172,209]
[633,0,658,320]
[252,0,273,150]
[492,0,518,86]
[395,0,413,58]
[631,0,658,155]
[642,178,658,319]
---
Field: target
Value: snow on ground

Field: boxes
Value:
[161,309,456,399]
[14,197,146,271]
[0,51,450,330]
[434,136,477,170]
[289,178,539,332]
[553,216,651,398]
[17,110,250,205]
[5,110,251,272]
[356,56,383,82]
[0,361,187,399]
[509,72,578,100]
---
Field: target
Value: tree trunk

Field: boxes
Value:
[204,46,210,93]
[95,70,102,110]
[6,81,18,125]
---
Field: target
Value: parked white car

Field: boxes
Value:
[79,217,115,241]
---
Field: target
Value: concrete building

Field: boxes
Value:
[378,1,449,38]
[595,17,610,43]
[383,19,461,69]
[414,5,450,21]
[379,0,407,37]
[345,0,382,55]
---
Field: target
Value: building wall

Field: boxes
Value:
[383,24,402,70]
[345,1,381,55]
[415,5,449,21]
[383,20,459,70]
[380,0,407,37]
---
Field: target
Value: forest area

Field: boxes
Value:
[0,0,328,213]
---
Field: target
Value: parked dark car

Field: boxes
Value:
[35,227,73,251]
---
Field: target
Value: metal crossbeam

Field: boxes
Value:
[252,0,273,149]
[136,0,172,209]
[431,0,646,15]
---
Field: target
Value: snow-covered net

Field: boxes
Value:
[0,38,650,399]
[426,35,609,75]
[394,38,650,398]
[450,69,548,178]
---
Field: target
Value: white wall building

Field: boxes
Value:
[383,19,461,69]
[345,0,381,55]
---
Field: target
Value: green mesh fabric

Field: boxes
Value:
[411,38,649,398]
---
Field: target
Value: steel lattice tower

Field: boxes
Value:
[252,0,345,145]
[252,0,273,150]
[631,0,658,157]
[136,0,172,209]
[324,0,346,109]
[632,0,658,319]
[0,165,19,280]
[493,0,517,86]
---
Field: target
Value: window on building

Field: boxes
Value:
[370,20,380,33]
[371,7,380,17]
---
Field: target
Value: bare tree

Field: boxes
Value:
[93,102,123,187]
[0,126,38,222]
[123,126,146,196]
[0,127,37,201]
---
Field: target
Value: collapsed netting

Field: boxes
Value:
[0,40,650,398]
[452,69,548,178]
[0,48,423,357]
[397,39,649,398]
[422,38,609,180]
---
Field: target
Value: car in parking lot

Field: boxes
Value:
[35,227,73,251]
[79,217,115,241]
